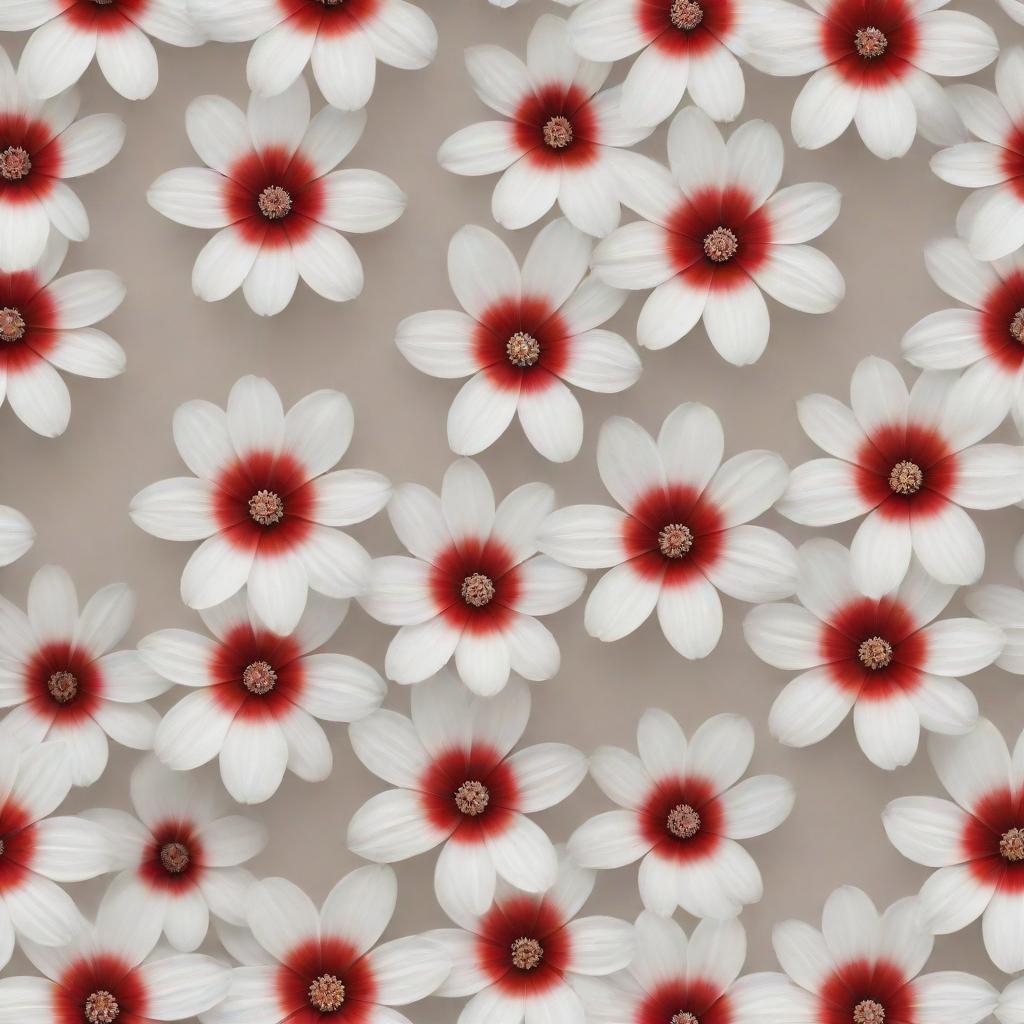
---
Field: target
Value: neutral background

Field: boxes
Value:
[4,0,1024,1015]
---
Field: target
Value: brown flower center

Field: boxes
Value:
[672,1015,700,1024]
[507,331,540,367]
[0,146,32,182]
[308,974,345,1012]
[888,460,923,495]
[249,489,284,526]
[858,636,892,670]
[659,523,693,559]
[84,991,120,1024]
[258,185,292,220]
[854,27,887,59]
[1000,827,1024,862]
[1010,308,1024,343]
[159,841,190,874]
[242,660,278,695]
[461,573,495,607]
[853,1001,885,1024]
[47,670,79,704]
[454,780,490,816]
[670,0,703,30]
[0,307,25,342]
[0,838,5,857]
[542,116,574,150]
[666,803,701,839]
[510,937,544,971]
[703,226,738,263]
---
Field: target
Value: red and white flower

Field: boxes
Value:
[591,107,843,363]
[771,886,998,1024]
[202,867,450,1024]
[0,233,125,438]
[903,238,1024,436]
[437,14,654,238]
[130,375,391,637]
[0,741,109,968]
[539,403,795,659]
[0,46,125,271]
[0,565,168,787]
[883,718,1024,974]
[396,219,639,463]
[931,47,1024,262]
[744,538,1000,771]
[744,0,995,159]
[777,356,1024,597]
[147,78,406,317]
[347,671,586,925]
[568,710,793,919]
[2,0,203,101]
[84,755,267,952]
[144,590,385,804]
[361,457,586,695]
[568,0,758,126]
[0,883,230,1024]
[188,0,436,111]
[426,852,634,1024]
[0,504,33,566]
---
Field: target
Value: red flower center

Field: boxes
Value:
[1001,828,1024,862]
[510,936,544,972]
[666,802,701,839]
[242,659,278,695]
[506,331,540,367]
[454,779,490,816]
[854,27,887,59]
[159,841,190,874]
[0,307,25,342]
[84,991,120,1024]
[852,1000,885,1024]
[0,146,31,182]
[857,635,892,670]
[820,0,918,85]
[257,185,292,220]
[461,573,495,608]
[308,973,346,1011]
[47,669,79,704]
[887,460,922,495]
[671,0,704,30]
[703,226,738,263]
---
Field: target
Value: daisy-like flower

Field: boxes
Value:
[361,457,586,695]
[202,867,450,1024]
[0,504,33,566]
[396,219,639,463]
[745,0,995,159]
[0,565,168,787]
[744,538,1000,771]
[568,0,758,126]
[130,375,391,637]
[347,672,586,925]
[188,0,437,112]
[772,886,999,1024]
[426,852,634,1024]
[902,239,1024,436]
[147,78,406,317]
[437,14,654,238]
[2,0,203,102]
[931,48,1024,262]
[778,356,1024,597]
[883,719,1024,974]
[568,710,793,919]
[592,107,843,363]
[143,590,385,805]
[0,233,125,438]
[0,883,230,1024]
[84,756,267,952]
[0,741,109,968]
[538,403,795,659]
[0,46,125,272]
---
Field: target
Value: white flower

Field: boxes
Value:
[148,78,405,317]
[539,402,795,659]
[569,710,793,918]
[745,538,1000,771]
[744,0,995,159]
[592,107,843,363]
[188,0,437,111]
[361,457,586,695]
[130,375,392,637]
[143,591,385,805]
[778,356,1024,597]
[0,565,168,787]
[884,719,1024,974]
[84,756,267,952]
[396,220,639,462]
[347,672,586,925]
[0,505,33,566]
[0,45,124,271]
[202,867,450,1024]
[438,14,654,237]
[1,0,203,101]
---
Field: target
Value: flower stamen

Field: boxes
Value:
[461,573,495,608]
[1011,308,1024,343]
[858,636,892,671]
[854,27,887,59]
[703,226,738,263]
[510,936,544,971]
[47,670,78,704]
[853,1001,885,1024]
[0,146,32,182]
[888,460,922,495]
[248,489,284,526]
[1001,827,1024,862]
[666,803,701,839]
[159,841,190,874]
[507,331,540,367]
[670,0,704,30]
[242,660,278,695]
[308,974,345,1012]
[258,185,292,220]
[454,780,490,816]
[0,307,25,342]
[672,1015,700,1024]
[659,523,693,559]
[84,991,120,1024]
[542,116,574,150]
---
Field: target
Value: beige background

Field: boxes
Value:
[3,0,1024,1014]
